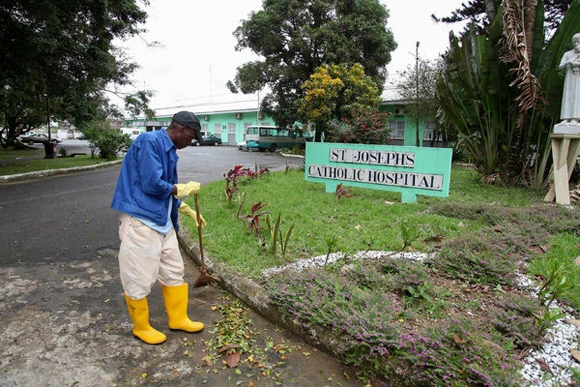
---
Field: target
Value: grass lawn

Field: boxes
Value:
[181,165,580,386]
[0,146,111,175]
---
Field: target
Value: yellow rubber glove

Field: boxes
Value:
[178,202,207,228]
[175,181,201,199]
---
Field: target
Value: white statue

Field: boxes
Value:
[559,33,580,123]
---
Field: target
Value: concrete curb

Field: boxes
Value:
[176,227,342,359]
[279,152,305,159]
[0,159,123,183]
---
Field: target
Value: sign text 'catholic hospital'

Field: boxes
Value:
[308,165,442,190]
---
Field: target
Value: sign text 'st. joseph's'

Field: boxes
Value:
[329,148,415,167]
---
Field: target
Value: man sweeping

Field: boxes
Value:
[111,111,207,344]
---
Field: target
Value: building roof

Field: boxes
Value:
[153,96,260,119]
[137,87,408,121]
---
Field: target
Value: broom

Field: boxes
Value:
[193,193,219,287]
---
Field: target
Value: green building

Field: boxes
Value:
[125,97,439,147]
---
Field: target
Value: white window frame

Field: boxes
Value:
[423,121,436,141]
[388,120,405,139]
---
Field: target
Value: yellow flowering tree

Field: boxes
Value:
[296,63,381,141]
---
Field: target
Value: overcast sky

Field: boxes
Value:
[116,0,467,111]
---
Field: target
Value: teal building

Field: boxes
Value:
[125,97,440,147]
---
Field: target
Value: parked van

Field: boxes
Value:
[120,127,144,140]
[245,126,309,152]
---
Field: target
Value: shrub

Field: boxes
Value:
[326,107,391,144]
[81,125,132,160]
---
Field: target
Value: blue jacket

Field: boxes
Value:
[111,129,181,231]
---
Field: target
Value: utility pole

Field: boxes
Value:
[256,91,260,125]
[415,41,420,147]
[44,92,55,159]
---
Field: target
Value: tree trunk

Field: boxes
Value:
[503,0,540,185]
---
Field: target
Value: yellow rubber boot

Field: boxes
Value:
[162,283,204,332]
[125,295,166,345]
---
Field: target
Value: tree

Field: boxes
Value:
[229,0,396,133]
[296,63,381,140]
[395,58,457,146]
[432,0,573,33]
[0,0,153,148]
[437,1,580,187]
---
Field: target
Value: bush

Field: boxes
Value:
[81,124,132,160]
[95,130,132,160]
[326,107,391,144]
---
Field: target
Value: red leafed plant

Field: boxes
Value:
[335,183,353,199]
[224,164,269,205]
[224,165,250,205]
[240,201,268,235]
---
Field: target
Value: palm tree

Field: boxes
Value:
[499,0,545,185]
[438,0,580,187]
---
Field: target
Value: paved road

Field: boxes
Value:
[0,146,361,387]
[0,146,302,263]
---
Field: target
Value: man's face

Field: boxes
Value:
[175,125,198,149]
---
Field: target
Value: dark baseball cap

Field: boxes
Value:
[173,111,203,144]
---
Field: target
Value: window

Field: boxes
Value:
[261,128,278,136]
[423,121,436,141]
[214,123,221,134]
[388,120,405,139]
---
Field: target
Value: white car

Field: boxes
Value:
[19,133,61,145]
[236,141,247,151]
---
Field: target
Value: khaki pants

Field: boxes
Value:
[118,214,184,299]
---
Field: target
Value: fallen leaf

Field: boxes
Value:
[568,318,580,327]
[453,334,465,344]
[481,339,507,355]
[355,224,361,230]
[423,235,443,243]
[528,245,546,255]
[575,256,580,266]
[226,351,241,368]
[219,344,239,353]
[571,349,580,363]
[535,358,553,375]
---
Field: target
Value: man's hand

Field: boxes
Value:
[178,202,207,228]
[175,181,201,199]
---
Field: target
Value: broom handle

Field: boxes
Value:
[193,194,205,266]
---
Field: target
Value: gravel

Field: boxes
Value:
[261,250,580,386]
